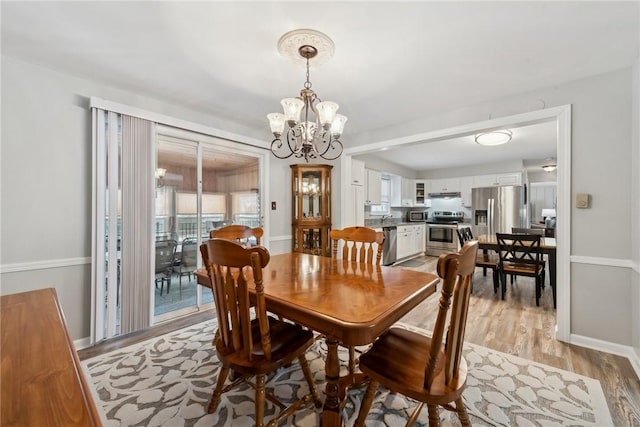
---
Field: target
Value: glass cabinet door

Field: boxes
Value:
[301,170,322,219]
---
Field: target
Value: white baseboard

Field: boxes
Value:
[630,347,640,380]
[74,336,92,351]
[570,333,640,380]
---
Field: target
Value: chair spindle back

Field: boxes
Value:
[424,240,478,388]
[200,238,271,360]
[330,226,384,265]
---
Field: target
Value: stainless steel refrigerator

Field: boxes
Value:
[472,185,525,236]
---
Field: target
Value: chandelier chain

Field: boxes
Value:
[304,57,312,90]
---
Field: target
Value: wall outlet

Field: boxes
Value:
[271,201,277,210]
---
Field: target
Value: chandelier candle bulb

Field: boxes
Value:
[316,101,339,128]
[281,98,304,125]
[267,113,285,136]
[330,114,348,138]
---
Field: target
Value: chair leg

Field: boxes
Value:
[492,268,499,293]
[208,366,230,413]
[355,379,379,427]
[255,374,266,427]
[348,346,356,375]
[455,397,471,427]
[535,276,541,306]
[427,404,441,426]
[500,273,507,300]
[298,355,322,408]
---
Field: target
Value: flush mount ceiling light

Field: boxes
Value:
[542,158,557,172]
[475,130,513,146]
[267,29,347,162]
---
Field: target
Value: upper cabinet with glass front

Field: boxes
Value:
[291,164,332,256]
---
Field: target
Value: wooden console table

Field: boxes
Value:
[1,288,102,426]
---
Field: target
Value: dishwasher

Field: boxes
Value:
[382,226,397,266]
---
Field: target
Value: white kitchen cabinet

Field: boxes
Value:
[460,176,473,207]
[351,159,365,186]
[390,174,402,207]
[365,169,382,205]
[495,172,521,186]
[474,172,522,187]
[396,226,411,260]
[396,224,425,260]
[401,178,414,206]
[429,178,461,193]
[414,180,428,206]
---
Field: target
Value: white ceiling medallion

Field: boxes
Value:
[475,130,513,146]
[277,29,335,67]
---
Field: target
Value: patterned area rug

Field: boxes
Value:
[82,321,613,427]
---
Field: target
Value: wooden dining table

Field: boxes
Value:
[476,234,557,307]
[196,252,439,427]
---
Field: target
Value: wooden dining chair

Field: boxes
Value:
[354,240,479,427]
[330,226,384,376]
[457,226,500,293]
[210,224,263,247]
[200,238,322,427]
[496,233,546,306]
[155,239,177,296]
[330,226,385,265]
[512,227,547,287]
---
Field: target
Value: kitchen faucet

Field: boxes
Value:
[381,215,392,224]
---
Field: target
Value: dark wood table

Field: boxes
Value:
[476,234,557,306]
[1,288,102,426]
[197,252,439,427]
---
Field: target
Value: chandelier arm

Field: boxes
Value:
[288,126,303,152]
[270,138,295,159]
[319,138,343,161]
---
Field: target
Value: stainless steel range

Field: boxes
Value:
[425,211,464,256]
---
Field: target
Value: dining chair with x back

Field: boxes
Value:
[496,232,546,306]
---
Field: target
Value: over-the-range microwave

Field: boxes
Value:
[407,211,427,222]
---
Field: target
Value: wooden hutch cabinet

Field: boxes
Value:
[291,164,332,256]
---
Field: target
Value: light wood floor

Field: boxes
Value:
[79,255,640,426]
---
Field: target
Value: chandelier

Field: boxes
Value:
[267,29,347,162]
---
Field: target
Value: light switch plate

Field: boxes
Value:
[576,193,590,209]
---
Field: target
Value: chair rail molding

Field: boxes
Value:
[570,255,634,269]
[0,257,91,274]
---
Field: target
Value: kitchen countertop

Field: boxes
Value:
[364,219,427,228]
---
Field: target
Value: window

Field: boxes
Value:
[231,191,260,227]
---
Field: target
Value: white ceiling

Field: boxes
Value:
[2,2,638,171]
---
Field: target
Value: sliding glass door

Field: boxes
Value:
[92,109,267,342]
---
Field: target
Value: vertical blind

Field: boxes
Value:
[120,115,155,334]
[92,109,155,342]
